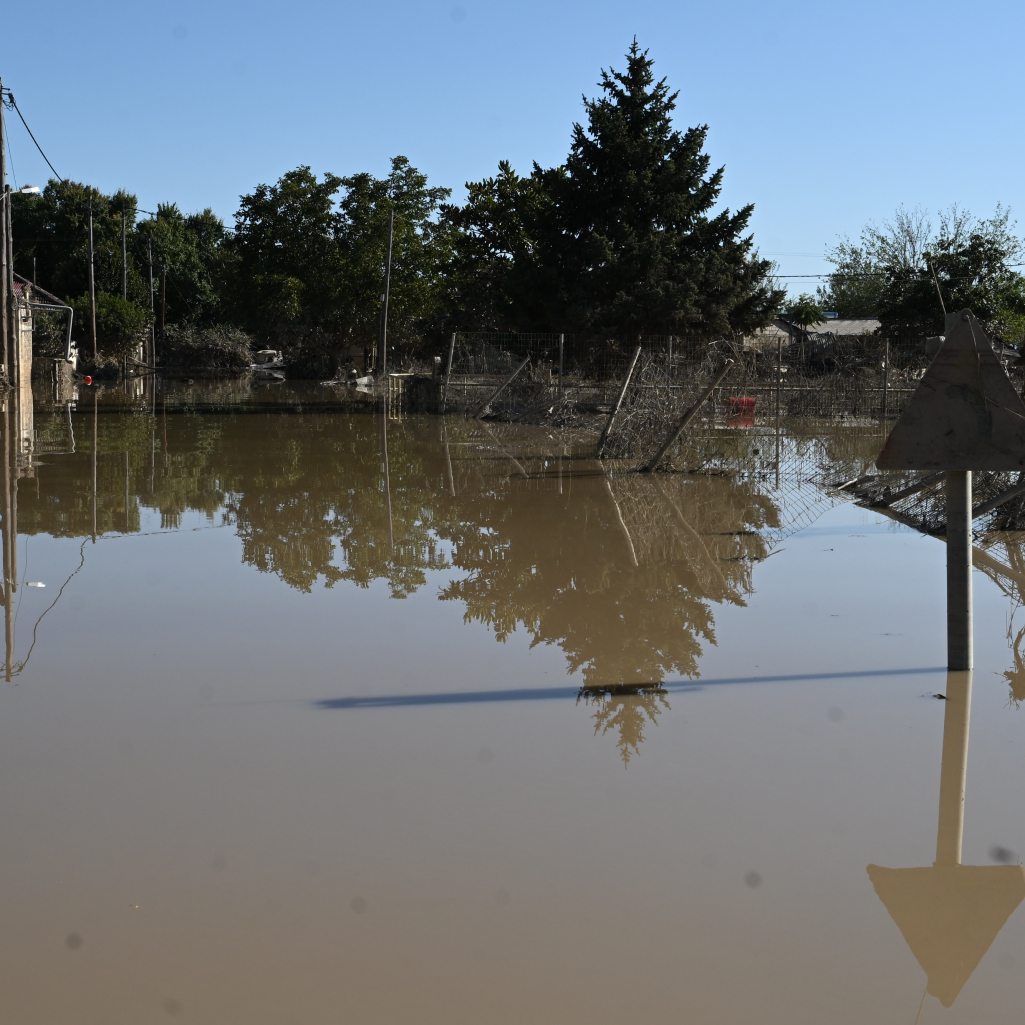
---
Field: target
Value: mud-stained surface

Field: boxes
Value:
[3,384,1025,1023]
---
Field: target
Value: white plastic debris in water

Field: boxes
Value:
[25,582,45,587]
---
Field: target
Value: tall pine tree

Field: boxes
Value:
[519,41,781,337]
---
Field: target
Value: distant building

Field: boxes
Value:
[742,316,880,352]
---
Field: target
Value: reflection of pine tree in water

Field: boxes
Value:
[577,685,670,766]
[16,404,790,760]
[440,468,778,691]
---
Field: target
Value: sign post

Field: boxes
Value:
[877,309,1025,669]
[869,311,1025,1010]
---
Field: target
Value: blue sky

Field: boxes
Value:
[2,0,1021,289]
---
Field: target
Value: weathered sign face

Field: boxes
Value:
[877,310,1025,470]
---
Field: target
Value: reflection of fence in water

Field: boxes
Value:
[31,405,75,454]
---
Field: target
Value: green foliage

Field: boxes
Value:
[12,181,146,304]
[139,203,228,326]
[816,242,885,317]
[227,158,453,373]
[10,42,790,367]
[784,293,825,328]
[336,157,454,350]
[69,291,148,360]
[450,41,783,337]
[441,161,549,330]
[820,205,1025,339]
[12,181,227,332]
[160,325,254,372]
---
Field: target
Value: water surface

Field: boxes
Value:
[3,384,1025,1023]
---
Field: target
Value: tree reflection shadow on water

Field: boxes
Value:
[576,685,671,766]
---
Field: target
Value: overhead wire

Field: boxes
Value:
[3,91,63,182]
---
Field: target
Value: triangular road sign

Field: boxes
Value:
[877,310,1025,470]
[867,863,1025,1007]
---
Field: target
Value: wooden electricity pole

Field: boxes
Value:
[378,208,394,378]
[88,197,97,361]
[121,211,127,300]
[0,77,8,381]
[5,183,15,386]
[147,237,154,366]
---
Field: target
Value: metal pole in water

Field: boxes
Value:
[946,470,972,670]
[558,333,564,400]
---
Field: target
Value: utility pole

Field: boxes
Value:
[160,264,166,345]
[121,210,127,300]
[147,237,154,366]
[378,208,394,378]
[88,196,97,361]
[0,77,8,382]
[5,183,15,387]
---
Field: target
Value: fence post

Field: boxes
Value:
[775,336,782,488]
[595,345,642,459]
[639,361,734,473]
[883,338,890,422]
[558,334,564,400]
[476,355,530,418]
[440,332,456,414]
[775,336,782,423]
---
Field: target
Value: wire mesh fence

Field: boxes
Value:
[438,330,1011,431]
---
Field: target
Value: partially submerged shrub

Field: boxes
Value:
[160,325,254,373]
[69,292,149,361]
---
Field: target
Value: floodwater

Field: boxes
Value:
[3,383,1025,1024]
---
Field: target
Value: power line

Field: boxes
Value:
[2,90,63,183]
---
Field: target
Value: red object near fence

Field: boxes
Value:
[727,396,755,428]
[84,376,93,385]
[728,396,756,414]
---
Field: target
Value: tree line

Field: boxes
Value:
[11,41,1025,375]
[814,204,1025,340]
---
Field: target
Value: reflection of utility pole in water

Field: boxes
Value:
[380,407,393,553]
[92,391,97,543]
[1,399,13,681]
[442,420,455,497]
[868,670,1025,1009]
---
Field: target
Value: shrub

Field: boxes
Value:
[69,291,149,361]
[159,325,254,373]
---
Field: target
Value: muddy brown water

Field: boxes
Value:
[3,384,1025,1023]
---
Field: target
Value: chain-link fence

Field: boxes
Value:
[438,330,999,430]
